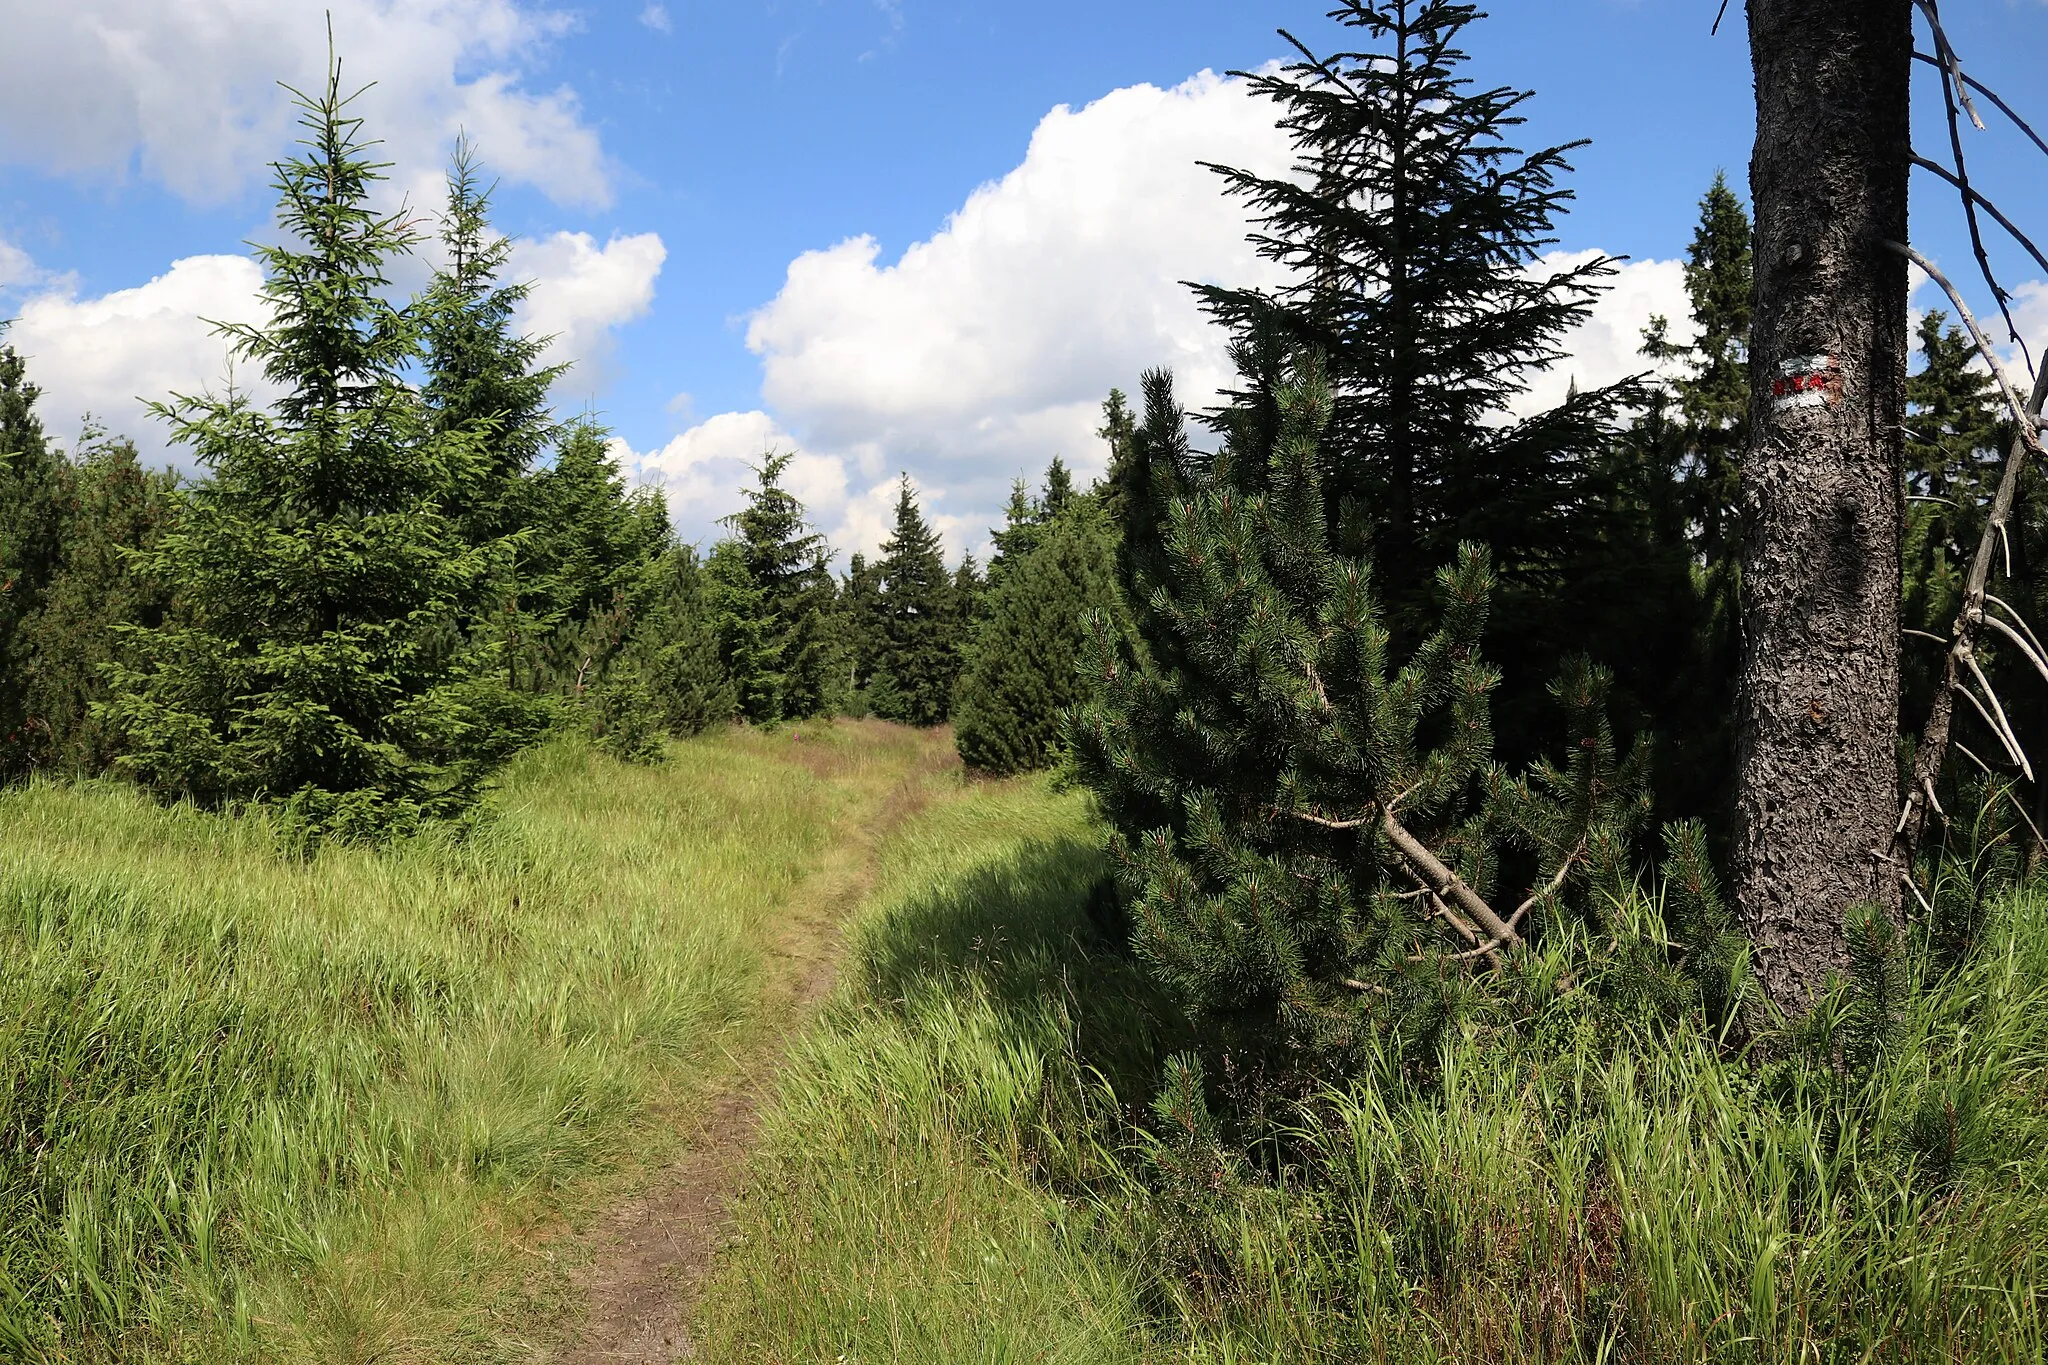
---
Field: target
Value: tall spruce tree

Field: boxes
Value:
[0,339,67,780]
[1901,310,2004,735]
[1736,0,1912,1010]
[1195,0,1636,766]
[106,61,523,836]
[984,480,1042,598]
[867,475,959,727]
[1644,172,1752,571]
[1617,176,1756,836]
[708,453,835,723]
[954,486,1120,775]
[840,550,885,703]
[586,544,734,760]
[419,140,564,550]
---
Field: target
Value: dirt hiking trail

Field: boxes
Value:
[555,724,957,1363]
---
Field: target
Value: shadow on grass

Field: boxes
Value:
[855,834,1180,1107]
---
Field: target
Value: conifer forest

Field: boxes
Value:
[5,2,2048,1360]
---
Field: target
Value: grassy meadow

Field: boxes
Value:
[0,720,959,1362]
[6,717,2047,1363]
[696,782,2048,1364]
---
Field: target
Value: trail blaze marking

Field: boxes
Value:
[1771,353,1839,411]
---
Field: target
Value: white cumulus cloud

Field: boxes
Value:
[621,410,851,551]
[512,230,667,395]
[1510,251,1693,419]
[635,69,1292,558]
[644,69,1694,562]
[0,0,610,208]
[1,226,664,466]
[4,253,271,454]
[638,3,671,34]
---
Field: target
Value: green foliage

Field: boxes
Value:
[866,475,961,728]
[954,483,1121,776]
[695,772,2048,1365]
[1071,353,1650,1105]
[707,453,836,724]
[418,139,565,551]
[17,429,179,777]
[0,340,67,781]
[1642,171,1752,569]
[1196,0,1650,771]
[581,546,735,761]
[515,419,673,691]
[104,63,530,839]
[1901,309,2006,722]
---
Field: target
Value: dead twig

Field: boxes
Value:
[1909,154,2048,279]
[1914,53,2048,161]
[1983,613,2048,683]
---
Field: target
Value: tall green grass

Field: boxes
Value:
[0,721,952,1363]
[695,781,1159,1363]
[696,777,2048,1363]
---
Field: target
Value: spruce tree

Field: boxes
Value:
[633,546,735,737]
[0,339,67,779]
[518,419,672,691]
[106,60,524,837]
[984,480,1042,598]
[954,491,1120,775]
[419,140,564,550]
[867,475,958,727]
[1643,172,1752,570]
[952,552,984,637]
[707,453,835,723]
[1901,310,2003,733]
[584,545,734,760]
[20,428,178,776]
[1095,387,1139,530]
[1070,352,1648,1102]
[1195,0,1636,764]
[840,550,885,705]
[1611,176,1756,836]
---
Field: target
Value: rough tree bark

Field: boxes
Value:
[1735,0,1913,1014]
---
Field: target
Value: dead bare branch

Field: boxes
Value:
[1986,593,2048,661]
[1881,242,2041,437]
[1382,808,1522,949]
[1914,1,1984,127]
[1909,154,2048,279]
[1896,333,2048,871]
[1983,613,2048,683]
[1914,53,2048,161]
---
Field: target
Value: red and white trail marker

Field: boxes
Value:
[1771,353,1840,411]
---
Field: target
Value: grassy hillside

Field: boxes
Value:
[0,721,958,1363]
[696,780,2048,1363]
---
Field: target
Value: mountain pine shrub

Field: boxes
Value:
[1070,350,1652,1107]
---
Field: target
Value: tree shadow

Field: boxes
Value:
[855,833,1180,1107]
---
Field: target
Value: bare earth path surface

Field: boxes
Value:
[554,724,954,1363]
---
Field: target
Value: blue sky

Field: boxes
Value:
[3,1,2046,557]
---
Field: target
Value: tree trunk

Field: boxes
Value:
[1735,0,1912,1014]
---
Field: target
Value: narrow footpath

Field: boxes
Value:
[554,723,958,1363]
